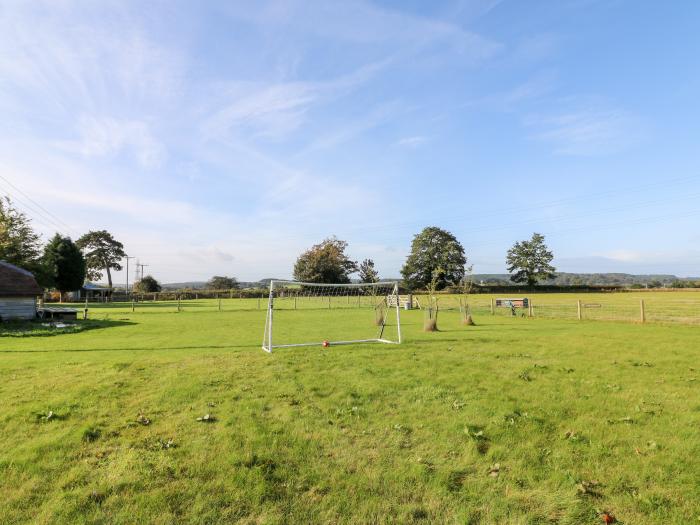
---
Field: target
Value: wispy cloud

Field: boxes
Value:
[463,71,558,112]
[525,102,647,155]
[395,136,429,148]
[200,59,389,143]
[56,116,165,168]
[221,0,502,65]
[599,249,645,262]
[201,82,317,141]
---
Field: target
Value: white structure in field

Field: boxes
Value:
[262,280,402,353]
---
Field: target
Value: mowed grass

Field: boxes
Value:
[1,301,700,524]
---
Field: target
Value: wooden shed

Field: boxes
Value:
[0,261,43,321]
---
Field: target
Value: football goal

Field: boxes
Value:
[262,280,402,353]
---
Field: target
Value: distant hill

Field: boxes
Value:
[111,273,698,290]
[473,273,685,287]
[161,280,277,290]
[158,273,696,289]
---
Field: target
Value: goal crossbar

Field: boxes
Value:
[262,280,402,353]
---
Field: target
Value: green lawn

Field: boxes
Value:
[1,302,699,524]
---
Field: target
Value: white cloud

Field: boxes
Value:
[526,103,647,155]
[201,82,317,141]
[56,116,165,168]
[0,2,184,115]
[221,0,502,65]
[395,136,429,148]
[297,100,406,156]
[200,59,390,143]
[599,249,644,262]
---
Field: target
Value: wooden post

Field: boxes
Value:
[490,298,494,315]
[218,295,221,312]
[528,300,533,318]
[358,294,361,308]
[640,299,646,323]
[178,295,181,312]
[328,296,331,309]
[577,300,582,320]
[294,296,297,310]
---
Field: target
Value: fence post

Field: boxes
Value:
[258,296,261,310]
[328,296,331,309]
[178,295,181,312]
[218,294,221,312]
[230,289,233,299]
[529,301,533,318]
[490,298,494,315]
[640,299,646,323]
[577,300,582,320]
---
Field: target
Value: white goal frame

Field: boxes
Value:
[262,280,402,353]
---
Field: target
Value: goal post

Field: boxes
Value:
[262,280,402,353]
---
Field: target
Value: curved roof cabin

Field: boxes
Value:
[0,261,43,321]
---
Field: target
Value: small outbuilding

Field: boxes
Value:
[0,261,43,321]
[67,282,112,302]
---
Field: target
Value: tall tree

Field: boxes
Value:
[207,275,239,289]
[358,258,379,283]
[506,233,556,286]
[0,196,42,269]
[76,230,126,288]
[134,275,161,293]
[42,234,86,293]
[401,227,467,290]
[293,236,358,283]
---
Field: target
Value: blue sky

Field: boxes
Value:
[1,0,699,282]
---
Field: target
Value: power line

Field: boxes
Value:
[0,175,79,236]
[0,184,72,235]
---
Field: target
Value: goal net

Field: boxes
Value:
[262,280,402,352]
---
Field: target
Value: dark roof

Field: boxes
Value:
[0,261,43,296]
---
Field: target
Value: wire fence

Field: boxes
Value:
[413,295,700,326]
[62,293,700,326]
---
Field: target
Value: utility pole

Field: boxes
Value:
[138,263,149,282]
[125,256,135,295]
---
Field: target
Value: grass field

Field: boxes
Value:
[2,295,700,524]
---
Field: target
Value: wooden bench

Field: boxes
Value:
[495,298,529,308]
[386,294,419,309]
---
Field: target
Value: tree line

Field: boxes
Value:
[291,227,556,290]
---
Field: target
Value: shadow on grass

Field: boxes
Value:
[0,343,260,353]
[0,318,135,339]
